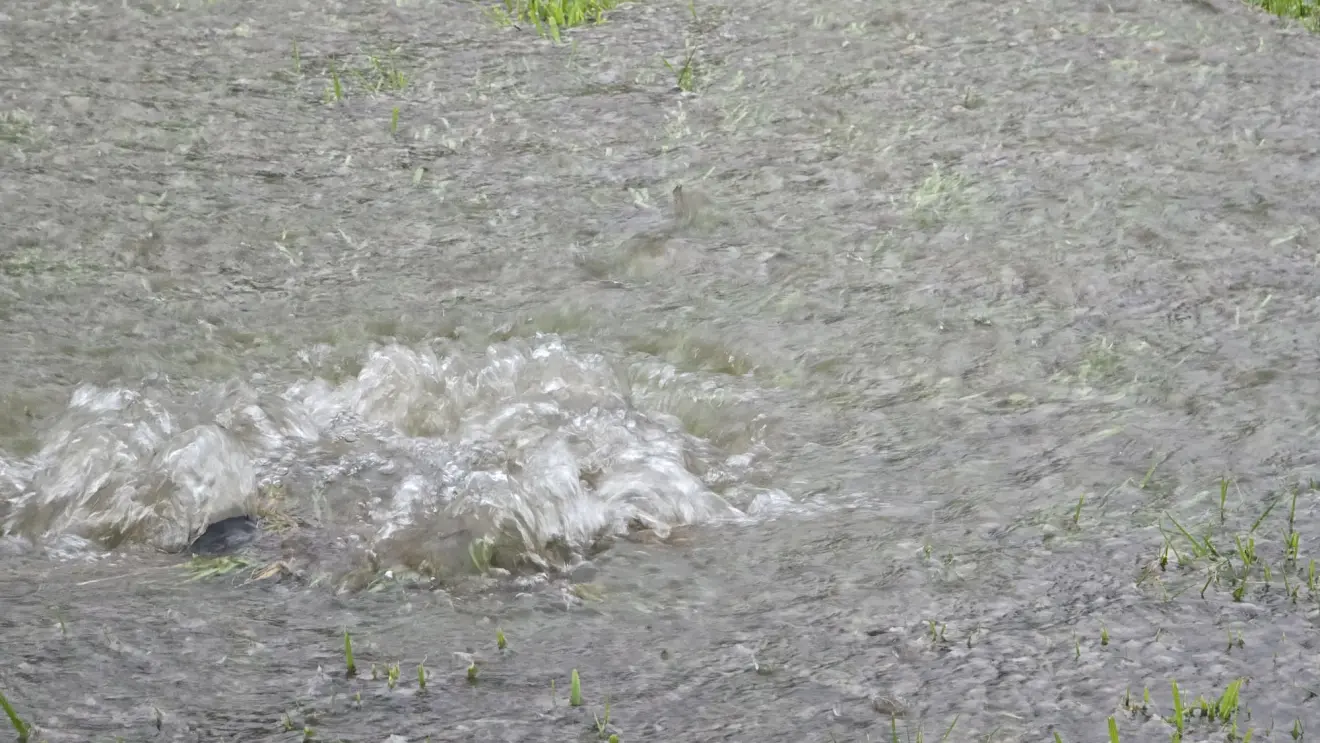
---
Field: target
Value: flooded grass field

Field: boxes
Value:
[3,0,1320,739]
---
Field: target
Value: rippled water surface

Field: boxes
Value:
[3,0,1320,739]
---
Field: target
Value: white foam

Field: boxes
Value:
[1,335,786,572]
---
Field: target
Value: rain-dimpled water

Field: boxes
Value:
[3,0,1320,740]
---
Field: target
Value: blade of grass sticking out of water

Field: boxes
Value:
[1140,454,1162,489]
[0,689,30,742]
[570,669,583,706]
[328,60,343,102]
[1285,486,1301,561]
[1072,493,1085,527]
[593,696,611,738]
[1213,677,1244,722]
[497,628,507,651]
[1170,680,1185,738]
[1107,716,1120,743]
[343,630,357,677]
[1219,476,1230,523]
[938,715,958,742]
[1250,496,1279,534]
[1165,513,1215,558]
[1235,534,1257,568]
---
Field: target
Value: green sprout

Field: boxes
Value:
[326,60,344,102]
[570,669,583,707]
[662,45,697,92]
[593,696,611,738]
[1170,679,1185,738]
[497,628,508,651]
[367,51,407,92]
[343,630,357,677]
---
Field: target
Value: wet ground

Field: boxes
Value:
[3,0,1320,739]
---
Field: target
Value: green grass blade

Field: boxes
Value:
[0,690,31,743]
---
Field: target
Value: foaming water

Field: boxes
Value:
[0,335,788,579]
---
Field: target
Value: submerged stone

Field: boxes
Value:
[188,515,258,556]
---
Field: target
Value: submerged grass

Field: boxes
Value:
[184,555,255,581]
[183,554,292,584]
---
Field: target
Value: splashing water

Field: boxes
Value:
[0,336,786,578]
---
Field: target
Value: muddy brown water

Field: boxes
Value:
[3,0,1320,740]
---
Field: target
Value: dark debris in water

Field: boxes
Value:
[187,516,259,557]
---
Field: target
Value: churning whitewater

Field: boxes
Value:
[0,336,789,575]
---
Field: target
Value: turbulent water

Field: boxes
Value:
[1,337,789,582]
[4,0,1320,740]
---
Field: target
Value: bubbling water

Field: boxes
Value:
[0,335,787,578]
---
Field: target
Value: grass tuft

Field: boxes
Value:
[1249,0,1320,30]
[907,164,967,229]
[663,44,698,92]
[495,0,620,42]
[593,696,612,739]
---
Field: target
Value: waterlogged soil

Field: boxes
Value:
[4,0,1320,739]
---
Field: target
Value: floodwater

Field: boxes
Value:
[2,0,1320,739]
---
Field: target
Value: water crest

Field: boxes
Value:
[0,336,786,581]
